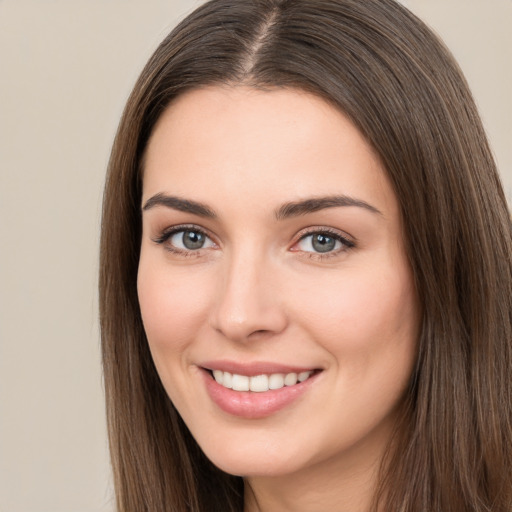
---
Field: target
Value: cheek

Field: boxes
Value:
[290,263,418,358]
[137,258,213,354]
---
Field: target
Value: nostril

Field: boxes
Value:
[246,329,275,340]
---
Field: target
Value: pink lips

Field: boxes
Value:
[200,361,320,419]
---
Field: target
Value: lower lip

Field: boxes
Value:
[201,370,319,419]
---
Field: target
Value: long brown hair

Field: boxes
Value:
[99,0,512,510]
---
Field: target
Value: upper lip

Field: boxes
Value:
[200,360,321,376]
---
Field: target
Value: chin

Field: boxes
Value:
[198,437,307,477]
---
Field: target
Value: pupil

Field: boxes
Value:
[312,234,335,253]
[183,231,204,250]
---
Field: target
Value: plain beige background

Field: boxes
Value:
[0,1,510,511]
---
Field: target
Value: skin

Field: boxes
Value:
[138,86,420,512]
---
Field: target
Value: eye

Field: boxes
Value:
[153,226,216,253]
[170,229,214,250]
[294,230,355,255]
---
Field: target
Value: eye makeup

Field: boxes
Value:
[151,224,217,257]
[291,226,356,260]
[151,222,356,261]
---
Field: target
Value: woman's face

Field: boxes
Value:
[138,86,419,480]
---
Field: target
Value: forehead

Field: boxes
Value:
[142,86,397,219]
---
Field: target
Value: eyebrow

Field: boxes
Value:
[275,195,382,220]
[142,193,382,219]
[142,193,216,218]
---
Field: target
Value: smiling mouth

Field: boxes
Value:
[201,366,322,418]
[208,369,318,392]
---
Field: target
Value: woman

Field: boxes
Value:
[99,0,512,510]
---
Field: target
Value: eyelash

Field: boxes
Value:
[152,224,355,259]
[152,224,215,257]
[293,227,355,260]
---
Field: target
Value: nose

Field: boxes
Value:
[209,250,288,342]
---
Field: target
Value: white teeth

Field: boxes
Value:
[298,371,310,382]
[231,374,250,391]
[212,370,313,392]
[223,371,233,389]
[268,373,285,390]
[284,372,298,386]
[249,374,269,392]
